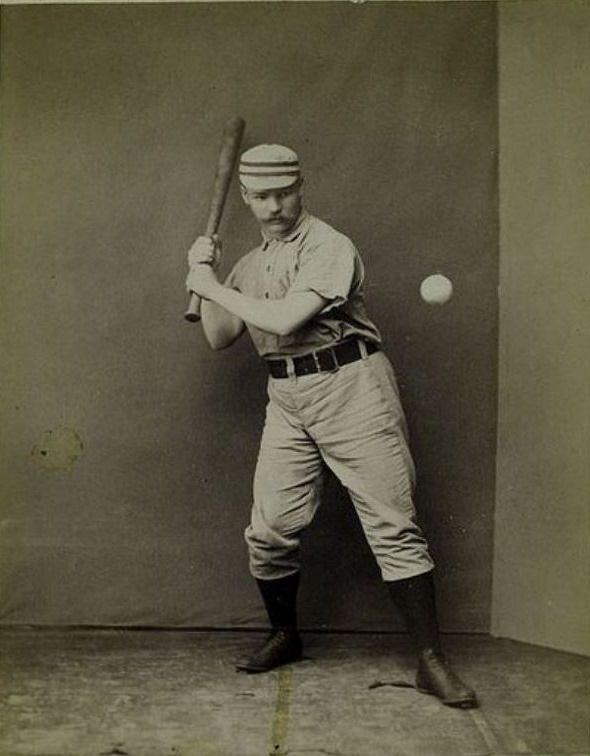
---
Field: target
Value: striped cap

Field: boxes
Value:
[239,144,301,191]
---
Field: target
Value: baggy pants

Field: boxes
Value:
[245,347,435,582]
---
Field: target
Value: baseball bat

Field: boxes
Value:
[185,116,246,322]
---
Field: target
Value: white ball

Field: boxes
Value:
[420,274,453,305]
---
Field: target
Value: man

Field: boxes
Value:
[185,144,477,709]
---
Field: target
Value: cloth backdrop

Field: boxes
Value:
[0,2,497,629]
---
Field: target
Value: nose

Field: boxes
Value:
[266,196,281,214]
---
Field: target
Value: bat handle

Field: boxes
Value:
[185,291,202,322]
[185,231,217,322]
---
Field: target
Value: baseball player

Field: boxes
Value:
[185,144,477,708]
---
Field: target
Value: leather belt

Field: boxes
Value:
[266,339,380,379]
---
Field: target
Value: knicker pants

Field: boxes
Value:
[245,349,435,582]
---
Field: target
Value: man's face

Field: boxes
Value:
[241,180,303,238]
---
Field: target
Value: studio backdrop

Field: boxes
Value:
[0,2,498,630]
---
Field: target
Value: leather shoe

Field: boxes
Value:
[416,648,478,708]
[236,629,303,674]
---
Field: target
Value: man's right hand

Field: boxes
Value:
[187,235,222,271]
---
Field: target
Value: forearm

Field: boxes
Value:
[200,296,245,350]
[206,285,290,335]
[206,283,323,337]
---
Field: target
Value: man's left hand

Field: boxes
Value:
[186,263,220,299]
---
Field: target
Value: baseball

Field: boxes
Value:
[420,274,453,305]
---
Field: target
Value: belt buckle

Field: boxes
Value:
[317,346,338,373]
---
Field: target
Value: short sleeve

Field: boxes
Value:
[288,236,356,310]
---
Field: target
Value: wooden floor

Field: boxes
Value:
[0,630,587,756]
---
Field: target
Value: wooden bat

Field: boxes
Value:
[185,116,246,322]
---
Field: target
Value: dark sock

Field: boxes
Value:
[256,572,300,631]
[386,571,441,652]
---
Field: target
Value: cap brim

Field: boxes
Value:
[240,174,300,191]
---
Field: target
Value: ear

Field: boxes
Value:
[240,184,251,206]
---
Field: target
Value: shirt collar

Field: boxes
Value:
[261,210,311,248]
